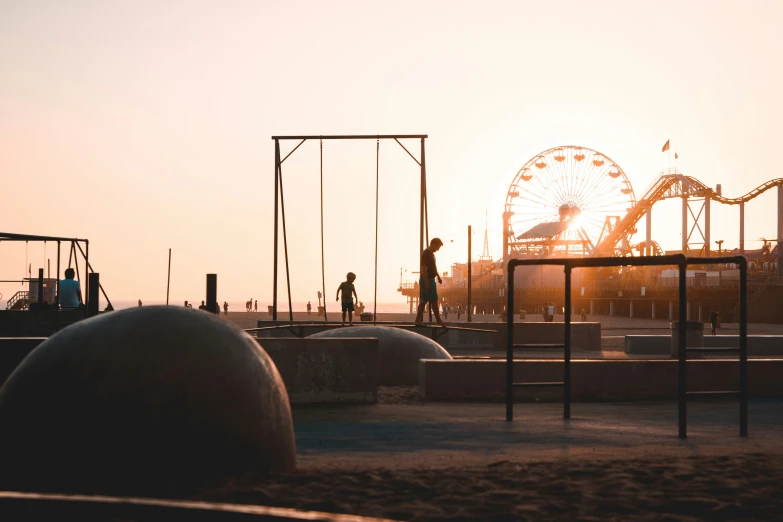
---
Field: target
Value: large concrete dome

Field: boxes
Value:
[309,326,452,385]
[0,306,295,494]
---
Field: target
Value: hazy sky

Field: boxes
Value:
[2,0,782,306]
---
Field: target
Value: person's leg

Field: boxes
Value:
[348,310,353,325]
[431,301,445,325]
[414,299,427,323]
[342,310,346,325]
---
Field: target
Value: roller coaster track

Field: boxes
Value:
[593,174,783,256]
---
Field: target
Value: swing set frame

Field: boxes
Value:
[271,134,430,322]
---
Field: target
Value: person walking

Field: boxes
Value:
[443,304,449,320]
[456,305,462,321]
[414,238,445,326]
[224,301,229,315]
[709,308,719,335]
[254,299,258,312]
[307,301,312,315]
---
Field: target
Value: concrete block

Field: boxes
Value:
[257,338,379,403]
[419,358,783,401]
[624,336,673,355]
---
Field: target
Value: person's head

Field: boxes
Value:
[346,272,356,282]
[64,268,75,280]
[184,301,188,305]
[430,238,444,252]
[201,300,205,305]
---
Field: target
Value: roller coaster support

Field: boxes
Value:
[681,196,688,254]
[705,196,711,258]
[645,206,652,256]
[778,185,783,276]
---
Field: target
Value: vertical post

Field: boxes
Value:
[681,196,688,254]
[564,264,572,420]
[739,202,745,254]
[645,208,652,256]
[273,139,280,321]
[506,263,515,422]
[88,273,99,317]
[421,138,429,246]
[206,274,217,314]
[420,138,425,257]
[739,258,748,436]
[704,197,711,258]
[678,257,688,438]
[166,248,172,305]
[85,240,89,314]
[56,241,60,323]
[468,225,472,323]
[278,156,294,323]
[37,268,44,304]
[777,186,783,276]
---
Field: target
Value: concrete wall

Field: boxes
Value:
[419,358,783,401]
[255,321,601,352]
[256,338,379,403]
[626,335,783,356]
[1,336,378,404]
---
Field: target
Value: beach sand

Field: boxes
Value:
[193,397,783,521]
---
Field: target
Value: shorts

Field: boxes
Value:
[419,277,438,302]
[341,301,355,313]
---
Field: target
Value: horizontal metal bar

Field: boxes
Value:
[686,390,741,396]
[0,233,87,242]
[513,344,565,349]
[508,254,748,271]
[271,134,427,140]
[688,347,741,353]
[512,382,565,388]
[686,256,748,267]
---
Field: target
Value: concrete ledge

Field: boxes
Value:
[626,335,783,356]
[255,321,601,352]
[254,338,379,403]
[419,358,783,401]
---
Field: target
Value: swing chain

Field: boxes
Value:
[320,138,328,321]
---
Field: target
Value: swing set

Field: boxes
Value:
[271,134,430,322]
[0,231,112,315]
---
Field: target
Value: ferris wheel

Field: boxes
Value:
[505,146,636,256]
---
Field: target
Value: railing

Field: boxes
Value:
[6,291,30,310]
[506,254,748,439]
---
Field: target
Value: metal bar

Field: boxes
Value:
[206,274,217,314]
[272,134,428,140]
[393,138,421,166]
[739,202,745,254]
[687,347,740,353]
[682,196,688,254]
[280,138,306,164]
[278,154,294,322]
[72,241,113,310]
[0,232,87,242]
[56,241,60,323]
[513,344,566,349]
[678,257,687,438]
[506,264,515,422]
[467,225,472,323]
[166,248,171,305]
[87,273,99,317]
[513,382,564,388]
[508,254,743,269]
[84,240,89,313]
[687,391,740,396]
[422,138,429,246]
[37,268,44,304]
[273,140,280,321]
[564,265,572,419]
[740,258,748,436]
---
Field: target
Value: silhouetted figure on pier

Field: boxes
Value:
[415,239,445,326]
[336,272,358,326]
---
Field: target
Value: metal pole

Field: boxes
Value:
[419,139,424,258]
[278,158,294,322]
[777,186,783,276]
[37,268,44,304]
[646,208,652,256]
[206,274,217,314]
[739,259,748,436]
[739,202,745,254]
[564,264,572,419]
[506,263,515,422]
[704,197,711,258]
[88,273,99,317]
[681,196,688,254]
[678,256,688,438]
[273,139,280,321]
[468,225,472,323]
[166,248,172,305]
[56,241,60,324]
[84,240,89,314]
[421,138,429,246]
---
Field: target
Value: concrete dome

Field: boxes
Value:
[0,306,295,494]
[309,326,451,385]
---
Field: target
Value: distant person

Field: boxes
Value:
[307,301,312,315]
[224,301,229,315]
[138,299,142,307]
[547,303,555,321]
[414,238,445,326]
[198,300,207,311]
[443,304,449,320]
[336,272,358,326]
[709,308,719,335]
[543,303,551,322]
[580,308,587,322]
[184,300,192,308]
[254,299,258,312]
[58,268,82,311]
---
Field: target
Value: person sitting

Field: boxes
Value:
[58,268,83,311]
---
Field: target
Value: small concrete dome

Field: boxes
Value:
[309,326,451,385]
[0,306,295,493]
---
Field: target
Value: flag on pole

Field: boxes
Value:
[675,152,679,159]
[661,140,670,152]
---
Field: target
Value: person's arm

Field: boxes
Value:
[421,265,429,289]
[336,285,341,301]
[353,288,358,303]
[77,283,83,304]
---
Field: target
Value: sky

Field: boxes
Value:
[1,0,782,307]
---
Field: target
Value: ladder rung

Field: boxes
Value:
[688,347,741,353]
[513,344,565,349]
[512,382,564,388]
[686,390,741,396]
